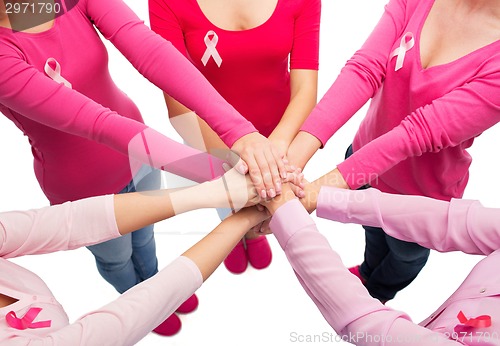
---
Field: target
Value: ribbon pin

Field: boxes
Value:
[390,32,414,71]
[6,307,52,330]
[455,310,492,330]
[201,30,222,68]
[44,58,72,88]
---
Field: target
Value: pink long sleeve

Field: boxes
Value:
[3,257,202,346]
[0,0,254,203]
[270,199,457,345]
[317,187,500,256]
[0,195,118,259]
[80,0,255,147]
[0,196,203,345]
[300,0,500,197]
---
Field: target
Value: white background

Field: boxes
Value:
[0,0,498,345]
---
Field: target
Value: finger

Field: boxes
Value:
[271,145,287,181]
[225,150,248,175]
[288,182,305,198]
[253,151,275,198]
[260,220,272,235]
[286,171,304,187]
[244,153,267,199]
[265,150,282,195]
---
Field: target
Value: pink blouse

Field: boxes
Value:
[270,188,500,345]
[300,0,500,200]
[0,196,203,345]
[0,0,255,204]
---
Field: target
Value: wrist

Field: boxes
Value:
[301,181,320,213]
[206,179,232,210]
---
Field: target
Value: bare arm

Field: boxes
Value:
[269,69,318,155]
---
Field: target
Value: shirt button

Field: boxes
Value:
[480,288,486,294]
[32,295,37,300]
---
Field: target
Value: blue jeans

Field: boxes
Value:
[87,166,161,294]
[345,145,430,301]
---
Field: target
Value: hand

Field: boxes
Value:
[219,163,261,211]
[231,133,287,199]
[260,182,297,215]
[251,218,272,235]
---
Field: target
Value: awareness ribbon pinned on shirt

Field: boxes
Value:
[201,30,222,67]
[455,310,492,329]
[44,58,72,88]
[6,307,52,330]
[390,32,414,71]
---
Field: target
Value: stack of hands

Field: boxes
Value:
[216,147,348,235]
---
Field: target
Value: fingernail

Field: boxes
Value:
[269,189,276,198]
[275,180,282,193]
[299,190,305,198]
[260,189,267,199]
[237,164,246,174]
[281,171,287,179]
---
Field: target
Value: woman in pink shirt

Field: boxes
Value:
[0,167,273,345]
[262,181,500,345]
[149,0,320,274]
[284,0,500,303]
[0,0,289,335]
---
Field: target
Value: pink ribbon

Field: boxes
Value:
[44,58,72,88]
[390,32,414,71]
[201,30,222,67]
[6,307,52,330]
[456,310,492,329]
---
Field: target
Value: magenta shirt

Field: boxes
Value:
[271,188,500,345]
[149,0,320,137]
[301,0,500,200]
[0,0,255,204]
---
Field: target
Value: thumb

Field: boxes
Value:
[225,150,248,175]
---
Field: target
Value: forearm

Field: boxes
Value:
[114,179,236,235]
[286,131,322,169]
[269,70,318,151]
[85,0,255,146]
[316,187,500,255]
[30,257,202,345]
[182,207,268,280]
[165,93,228,152]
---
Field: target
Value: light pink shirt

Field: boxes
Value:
[270,188,500,345]
[0,0,255,204]
[0,196,202,345]
[300,0,500,200]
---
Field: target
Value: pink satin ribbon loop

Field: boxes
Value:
[457,310,492,329]
[44,58,72,88]
[6,307,52,330]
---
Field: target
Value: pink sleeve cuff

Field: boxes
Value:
[177,256,204,288]
[270,199,316,250]
[316,187,351,222]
